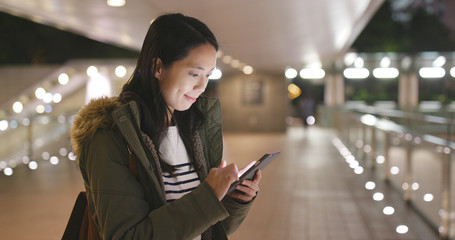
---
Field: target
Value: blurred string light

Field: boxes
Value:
[373,192,384,201]
[332,136,413,236]
[115,65,127,78]
[243,65,254,75]
[53,93,62,103]
[35,87,46,99]
[285,68,298,79]
[450,67,455,77]
[9,120,18,129]
[396,225,408,234]
[365,181,376,190]
[86,66,112,103]
[36,105,45,114]
[87,66,99,78]
[287,83,301,100]
[28,161,38,170]
[0,120,8,131]
[12,101,23,113]
[423,193,434,202]
[3,167,13,176]
[383,206,395,215]
[209,68,222,80]
[58,73,69,85]
[222,55,232,64]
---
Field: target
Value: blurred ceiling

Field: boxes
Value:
[0,0,383,73]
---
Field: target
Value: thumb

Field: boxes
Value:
[218,160,226,168]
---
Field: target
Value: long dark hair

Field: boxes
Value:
[119,13,218,173]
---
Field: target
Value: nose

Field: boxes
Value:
[194,76,208,92]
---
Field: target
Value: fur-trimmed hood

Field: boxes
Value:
[70,97,122,159]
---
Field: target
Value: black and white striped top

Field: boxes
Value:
[159,126,201,203]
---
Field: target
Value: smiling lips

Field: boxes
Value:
[184,94,197,103]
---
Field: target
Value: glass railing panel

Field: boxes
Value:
[410,141,443,227]
[387,132,407,191]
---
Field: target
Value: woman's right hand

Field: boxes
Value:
[205,160,239,201]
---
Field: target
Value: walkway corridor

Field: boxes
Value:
[0,126,438,240]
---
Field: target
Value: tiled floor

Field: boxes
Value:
[0,126,439,240]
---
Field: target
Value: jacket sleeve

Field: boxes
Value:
[80,127,230,240]
[196,97,255,235]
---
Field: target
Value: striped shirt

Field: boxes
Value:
[159,126,202,240]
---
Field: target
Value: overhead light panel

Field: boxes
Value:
[372,67,399,79]
[107,0,125,7]
[419,67,445,78]
[285,68,297,79]
[299,68,325,79]
[343,68,369,79]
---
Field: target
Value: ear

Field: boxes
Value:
[154,58,163,79]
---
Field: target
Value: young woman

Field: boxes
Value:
[70,13,261,239]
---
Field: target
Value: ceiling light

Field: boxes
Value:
[115,65,127,78]
[43,93,53,103]
[87,66,99,78]
[383,206,395,215]
[354,57,364,68]
[419,67,445,78]
[35,87,46,99]
[36,105,45,114]
[344,52,357,66]
[396,225,408,234]
[0,120,8,131]
[53,93,62,103]
[373,67,399,79]
[209,68,222,80]
[299,68,325,79]
[222,55,232,64]
[380,56,391,68]
[243,66,254,75]
[107,0,125,7]
[432,56,446,67]
[343,68,369,79]
[230,59,240,68]
[58,73,69,85]
[450,67,455,77]
[12,101,23,113]
[285,68,298,79]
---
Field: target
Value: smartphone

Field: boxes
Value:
[227,151,280,194]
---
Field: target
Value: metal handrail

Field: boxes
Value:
[335,108,454,238]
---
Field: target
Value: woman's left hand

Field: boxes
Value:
[227,169,262,203]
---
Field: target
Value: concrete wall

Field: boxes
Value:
[218,72,287,132]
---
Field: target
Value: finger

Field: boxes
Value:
[227,163,239,181]
[253,170,262,184]
[218,160,226,168]
[236,183,258,196]
[228,191,254,203]
[240,180,259,193]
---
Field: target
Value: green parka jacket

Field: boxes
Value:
[70,96,253,240]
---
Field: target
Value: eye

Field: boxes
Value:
[189,73,199,77]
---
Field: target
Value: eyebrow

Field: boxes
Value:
[190,66,215,71]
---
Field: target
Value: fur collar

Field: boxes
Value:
[70,97,121,159]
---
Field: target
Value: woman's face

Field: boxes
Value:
[157,43,217,113]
